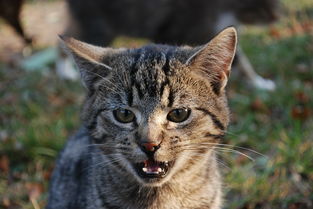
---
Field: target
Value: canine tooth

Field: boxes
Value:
[142,167,148,172]
[157,167,162,172]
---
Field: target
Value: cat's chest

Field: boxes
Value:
[90,182,216,209]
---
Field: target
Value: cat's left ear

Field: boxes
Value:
[59,36,120,91]
[186,27,237,94]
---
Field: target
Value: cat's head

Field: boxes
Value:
[61,27,237,187]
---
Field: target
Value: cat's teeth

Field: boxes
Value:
[142,167,162,173]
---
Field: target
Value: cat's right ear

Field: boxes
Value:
[186,27,237,95]
[59,36,116,91]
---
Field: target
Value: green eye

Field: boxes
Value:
[167,108,191,123]
[113,109,135,123]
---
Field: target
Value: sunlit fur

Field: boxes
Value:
[47,28,237,209]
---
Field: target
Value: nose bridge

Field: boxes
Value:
[138,121,162,145]
[138,121,163,155]
[148,122,161,141]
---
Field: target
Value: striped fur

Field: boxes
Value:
[47,27,237,209]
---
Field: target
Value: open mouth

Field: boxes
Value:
[134,159,173,178]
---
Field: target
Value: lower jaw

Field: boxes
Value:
[136,175,169,186]
[140,177,167,185]
[135,174,173,187]
[132,161,175,186]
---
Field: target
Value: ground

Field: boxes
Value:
[0,0,312,209]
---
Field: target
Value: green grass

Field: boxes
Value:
[223,3,313,206]
[1,0,313,208]
[0,69,83,208]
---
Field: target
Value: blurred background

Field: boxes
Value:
[0,0,312,208]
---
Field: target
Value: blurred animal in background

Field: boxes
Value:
[61,0,280,90]
[0,0,32,45]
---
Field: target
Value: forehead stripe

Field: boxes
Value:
[162,49,174,75]
[134,81,144,99]
[162,55,170,75]
[130,49,143,76]
[127,88,133,106]
[159,78,169,100]
[167,88,175,107]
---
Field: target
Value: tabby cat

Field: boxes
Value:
[47,27,237,209]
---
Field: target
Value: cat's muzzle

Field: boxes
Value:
[134,159,174,179]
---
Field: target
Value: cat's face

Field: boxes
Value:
[61,27,237,186]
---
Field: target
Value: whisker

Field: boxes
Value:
[174,143,256,162]
[84,143,131,149]
[213,147,255,161]
[173,140,265,158]
[214,151,231,170]
[83,147,131,157]
[177,147,255,162]
[83,150,129,156]
[199,142,266,158]
[221,130,239,137]
[84,154,126,171]
[83,69,122,94]
[85,69,118,87]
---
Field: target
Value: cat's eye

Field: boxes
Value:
[113,109,135,123]
[167,108,191,123]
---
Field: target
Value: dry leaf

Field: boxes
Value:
[2,196,10,207]
[0,155,9,173]
[269,27,281,39]
[25,182,44,200]
[288,202,309,209]
[291,105,311,120]
[250,98,268,113]
[295,92,309,104]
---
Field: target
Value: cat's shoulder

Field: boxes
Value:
[47,127,91,209]
[50,127,90,181]
[61,127,90,160]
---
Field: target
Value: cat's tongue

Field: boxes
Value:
[143,159,162,174]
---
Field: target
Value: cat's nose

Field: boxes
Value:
[140,142,160,156]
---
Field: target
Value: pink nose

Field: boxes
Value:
[141,143,159,152]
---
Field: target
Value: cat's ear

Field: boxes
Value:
[59,36,117,90]
[186,27,237,94]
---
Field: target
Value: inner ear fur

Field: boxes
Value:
[186,27,237,94]
[59,36,120,91]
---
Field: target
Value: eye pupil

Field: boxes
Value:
[167,108,190,123]
[113,109,135,123]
